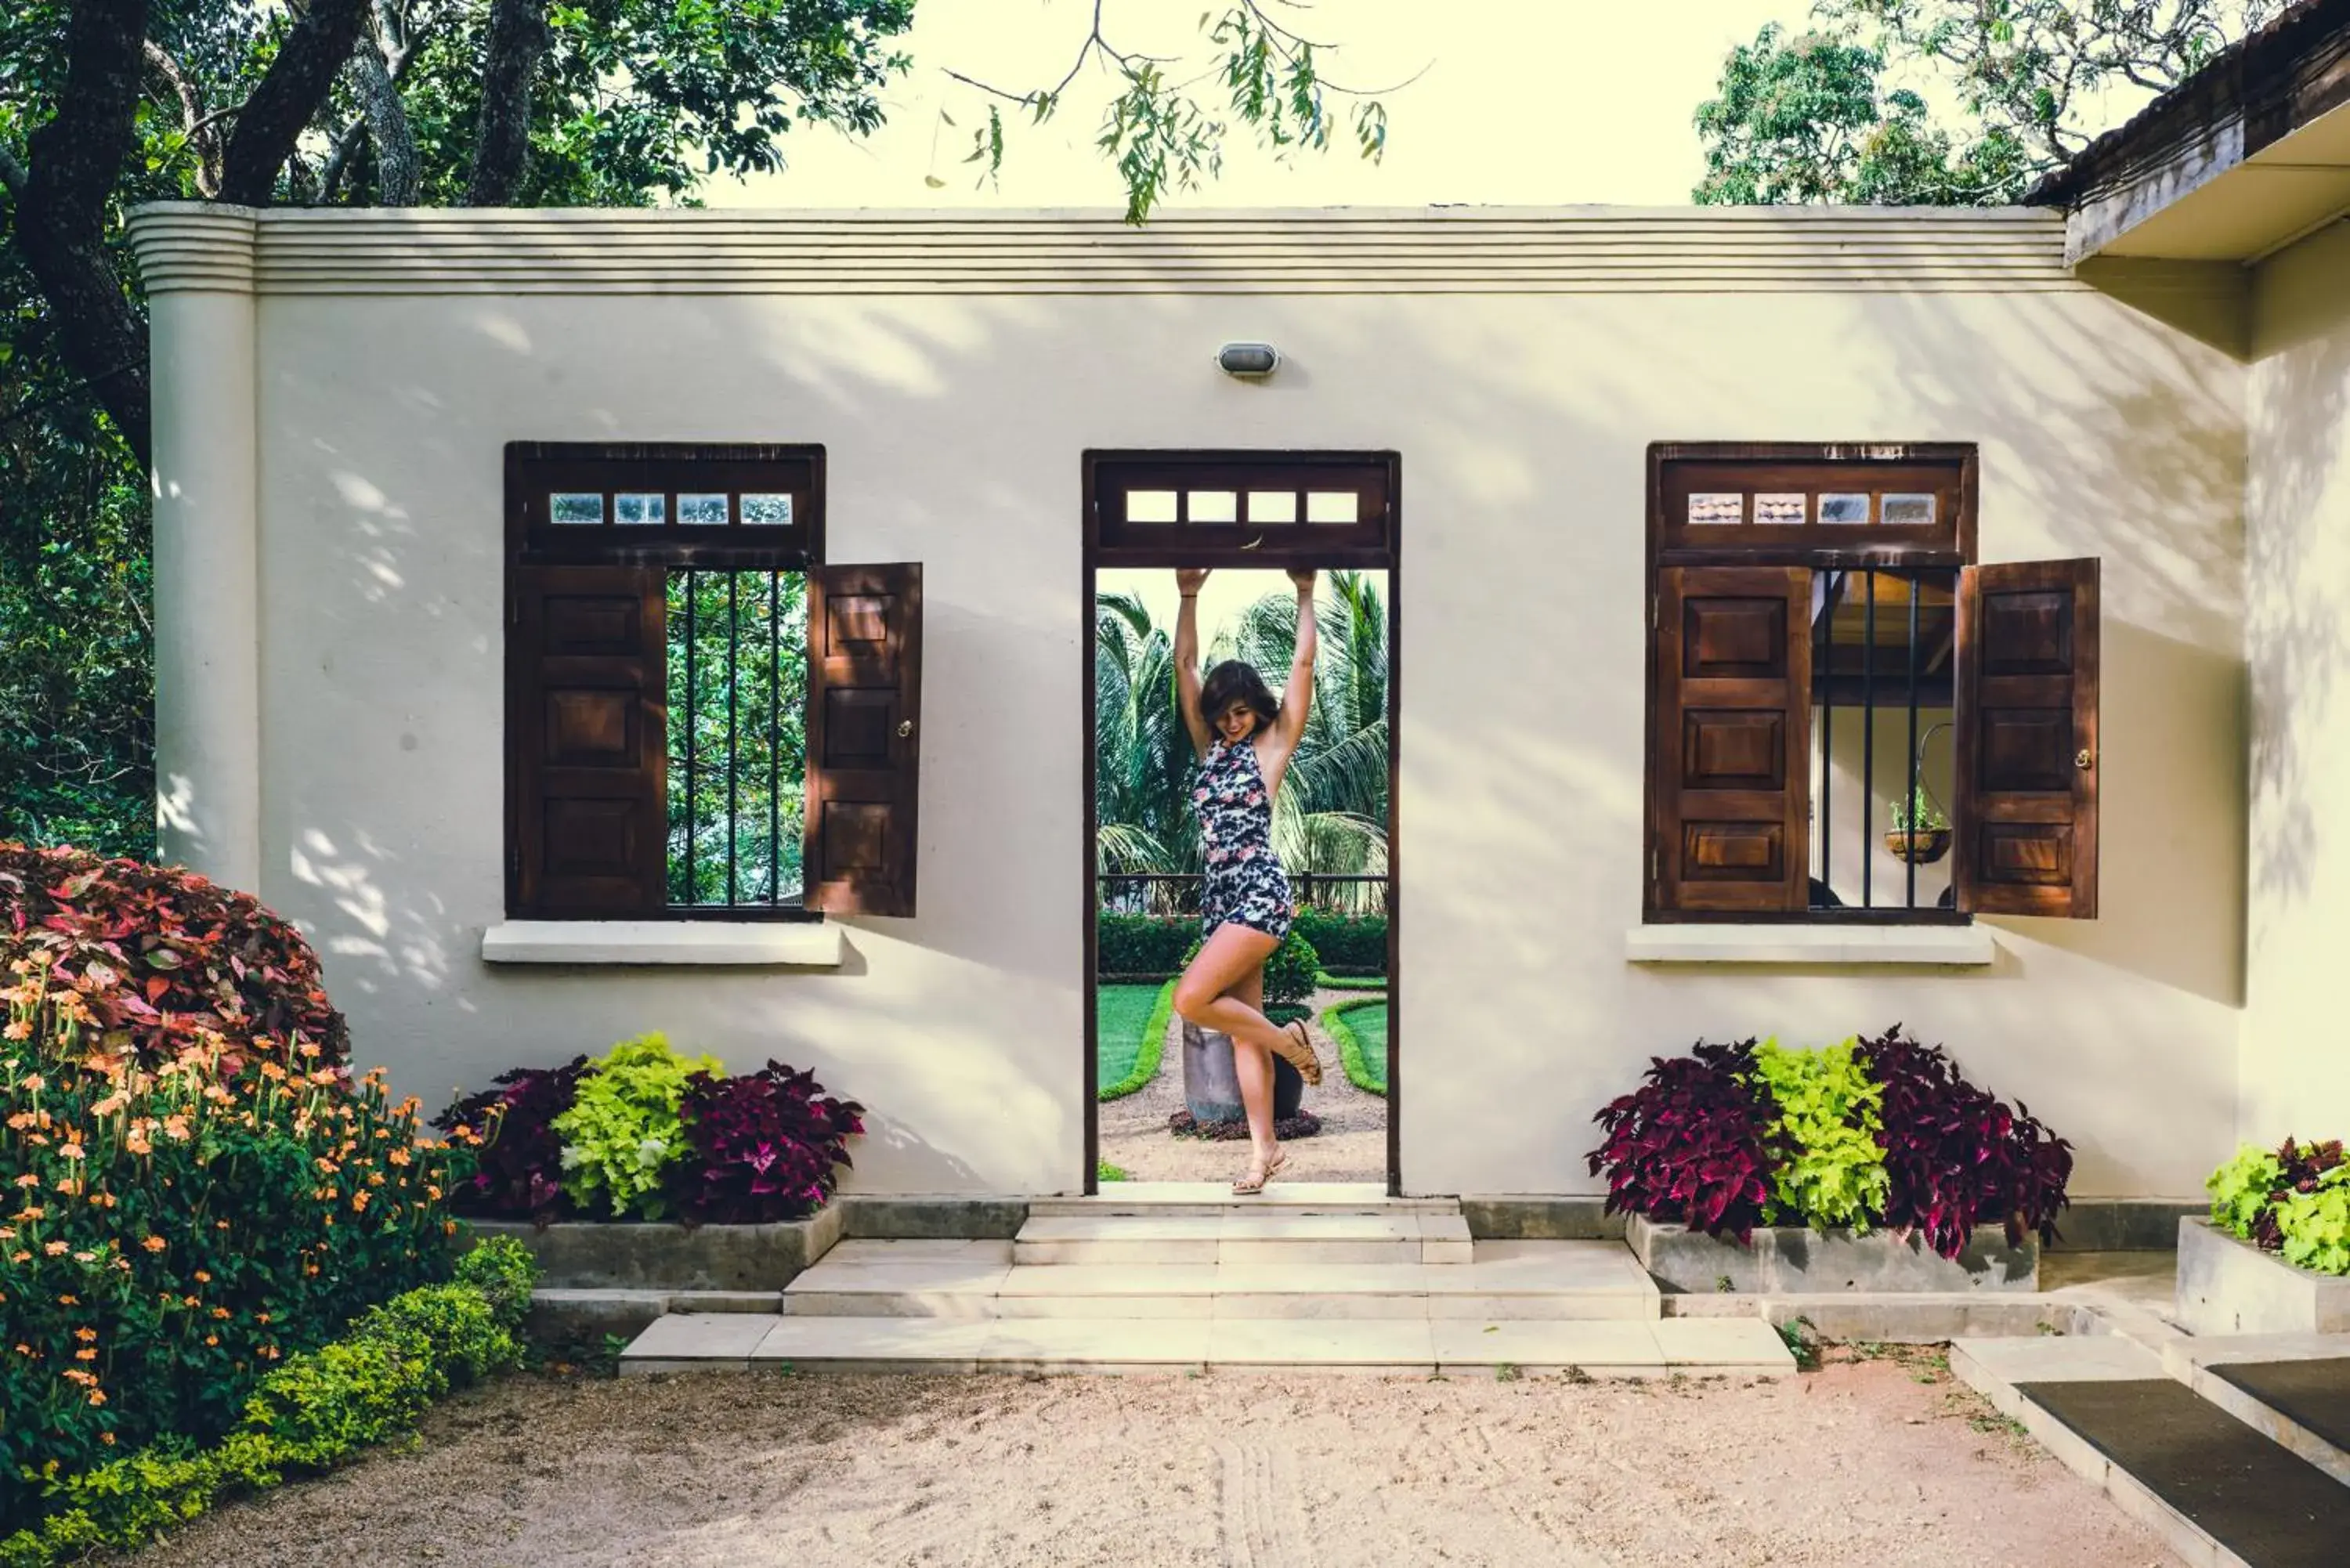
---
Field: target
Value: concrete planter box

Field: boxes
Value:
[470,1201,844,1290]
[1628,1213,2038,1293]
[2175,1216,2350,1336]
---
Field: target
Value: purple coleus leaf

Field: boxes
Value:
[433,1056,591,1223]
[665,1059,866,1225]
[1856,1024,2072,1259]
[1587,1038,1777,1246]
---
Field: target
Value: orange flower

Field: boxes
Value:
[388,1147,411,1167]
[352,1190,371,1213]
[203,1334,218,1347]
[74,1328,96,1342]
[259,1346,280,1360]
[8,1252,28,1266]
[99,1432,115,1446]
[141,1235,166,1252]
[42,1241,66,1256]
[192,1270,211,1284]
[56,1294,78,1305]
[12,1343,32,1357]
[73,1347,96,1361]
[58,1143,85,1162]
[86,1389,105,1407]
[19,1075,42,1092]
[11,1174,37,1190]
[211,1306,230,1320]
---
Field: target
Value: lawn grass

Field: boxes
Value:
[1316,972,1389,992]
[1322,997,1388,1096]
[1097,980,1174,1100]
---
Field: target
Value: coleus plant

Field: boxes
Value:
[1,840,350,1071]
[1857,1024,2073,1259]
[668,1060,866,1225]
[1587,1038,1777,1244]
[434,1057,592,1222]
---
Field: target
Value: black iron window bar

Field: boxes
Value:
[1811,567,1958,916]
[669,568,804,907]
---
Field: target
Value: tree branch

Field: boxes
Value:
[466,0,555,206]
[16,0,154,467]
[218,0,371,205]
[351,2,419,204]
[0,143,27,197]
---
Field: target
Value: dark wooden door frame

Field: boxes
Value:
[1080,450,1403,1198]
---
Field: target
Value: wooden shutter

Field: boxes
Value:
[509,565,667,916]
[1955,558,2099,918]
[803,563,924,916]
[1652,566,1812,914]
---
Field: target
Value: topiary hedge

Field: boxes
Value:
[1292,910,1386,977]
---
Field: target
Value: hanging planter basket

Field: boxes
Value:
[1884,827,1952,865]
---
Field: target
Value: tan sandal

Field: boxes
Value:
[1277,1021,1324,1086]
[1232,1152,1289,1195]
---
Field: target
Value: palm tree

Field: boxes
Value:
[1094,592,1198,907]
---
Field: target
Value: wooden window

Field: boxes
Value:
[1086,450,1398,569]
[505,443,924,920]
[1644,443,2098,923]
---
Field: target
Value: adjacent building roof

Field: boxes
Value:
[2026,0,2350,262]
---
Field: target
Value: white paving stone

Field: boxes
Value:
[620,1313,784,1372]
[1952,1334,2167,1386]
[1651,1317,1799,1373]
[1208,1317,1437,1370]
[1433,1318,1664,1374]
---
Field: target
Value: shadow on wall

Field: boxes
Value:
[262,265,2247,1195]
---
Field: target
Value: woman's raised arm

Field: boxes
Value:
[1173,569,1213,757]
[1273,569,1318,754]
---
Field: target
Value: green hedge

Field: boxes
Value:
[0,1238,537,1568]
[1324,999,1388,1097]
[1097,912,1386,980]
[1292,911,1386,976]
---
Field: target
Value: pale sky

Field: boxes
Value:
[705,1,1820,211]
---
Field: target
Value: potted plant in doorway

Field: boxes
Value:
[1178,928,1321,1126]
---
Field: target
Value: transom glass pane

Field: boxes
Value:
[1126,490,1178,524]
[678,493,730,526]
[551,492,605,526]
[1882,493,1936,526]
[1247,491,1297,524]
[741,493,795,527]
[1306,491,1358,524]
[1188,490,1238,523]
[1755,493,1806,526]
[615,493,667,526]
[1819,493,1871,525]
[1687,493,1742,526]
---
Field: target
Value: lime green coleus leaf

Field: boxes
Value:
[1748,1036,1889,1234]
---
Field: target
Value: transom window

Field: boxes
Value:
[1644,443,2099,924]
[1087,450,1397,567]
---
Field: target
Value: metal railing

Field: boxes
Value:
[1096,872,1388,918]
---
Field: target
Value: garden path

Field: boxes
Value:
[139,1349,2173,1567]
[1099,983,1387,1184]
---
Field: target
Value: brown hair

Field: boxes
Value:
[1198,660,1278,739]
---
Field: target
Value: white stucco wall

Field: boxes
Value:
[132,207,2248,1198]
[2244,218,2350,1147]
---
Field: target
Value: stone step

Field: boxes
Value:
[1012,1211,1473,1266]
[2163,1335,2350,1488]
[783,1239,1658,1321]
[1030,1181,1458,1219]
[1954,1335,2350,1568]
[620,1310,1788,1378]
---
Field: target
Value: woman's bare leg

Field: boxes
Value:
[1173,923,1285,1169]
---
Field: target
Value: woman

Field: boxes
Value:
[1170,565,1325,1195]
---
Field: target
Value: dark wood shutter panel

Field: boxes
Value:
[1955,558,2099,919]
[510,565,667,916]
[1653,566,1813,914]
[804,563,924,916]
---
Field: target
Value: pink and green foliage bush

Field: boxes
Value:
[0,843,349,1074]
[1588,1024,2073,1258]
[667,1062,866,1224]
[437,1048,863,1226]
[431,1058,589,1223]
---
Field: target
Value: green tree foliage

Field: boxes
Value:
[667,569,806,905]
[1696,2,2274,205]
[0,3,1398,862]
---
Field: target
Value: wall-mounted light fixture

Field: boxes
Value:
[1217,342,1280,379]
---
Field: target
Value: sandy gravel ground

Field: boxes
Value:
[142,1348,2173,1568]
[1098,985,1388,1186]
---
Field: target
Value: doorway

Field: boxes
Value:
[1080,451,1401,1195]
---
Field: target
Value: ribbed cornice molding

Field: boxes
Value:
[127,203,2084,296]
[128,204,263,294]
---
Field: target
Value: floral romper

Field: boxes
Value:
[1193,737,1294,941]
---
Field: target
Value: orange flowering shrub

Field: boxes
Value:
[0,966,472,1536]
[0,842,349,1073]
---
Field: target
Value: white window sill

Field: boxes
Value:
[481,919,844,966]
[1625,923,1994,966]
